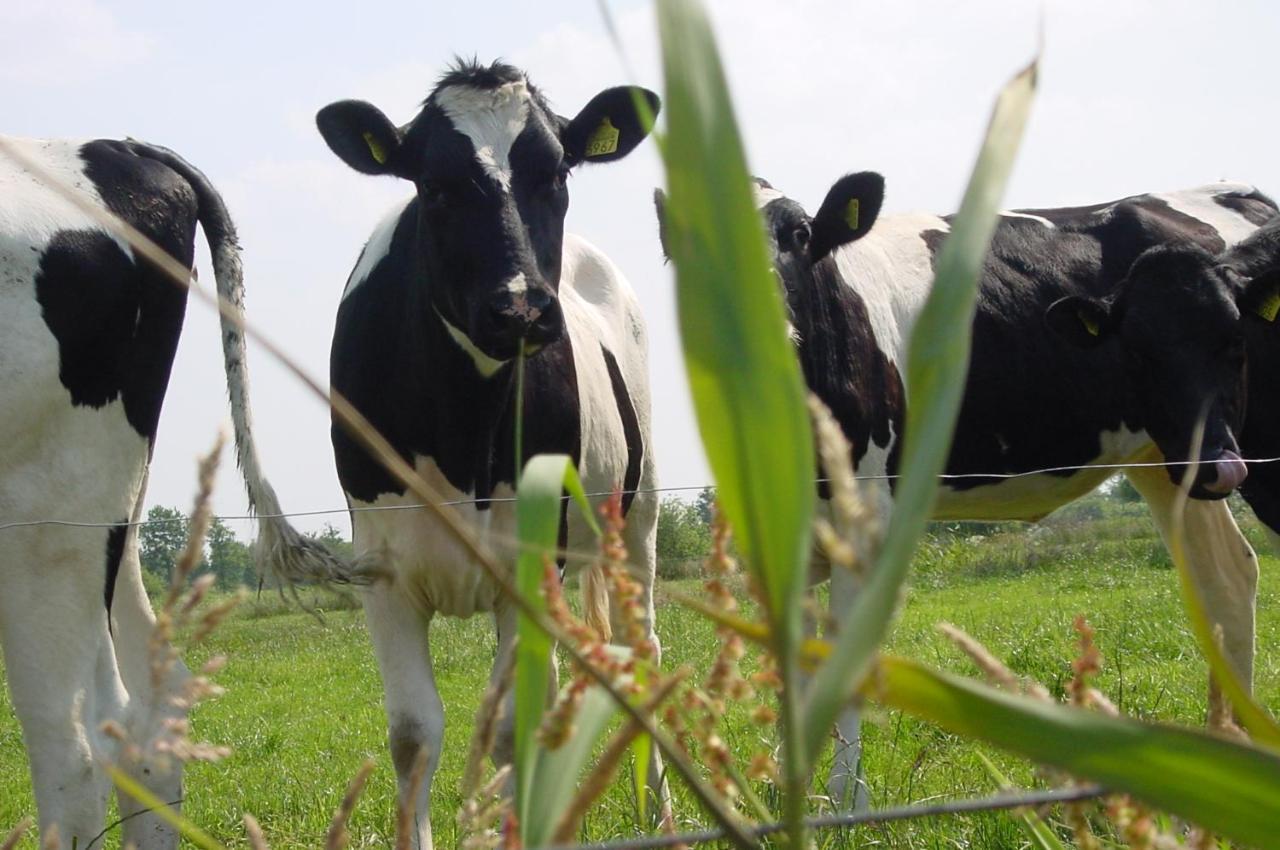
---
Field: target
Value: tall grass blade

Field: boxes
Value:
[631,664,651,824]
[525,685,619,847]
[802,57,1038,765]
[108,768,225,850]
[656,0,816,839]
[514,454,598,837]
[975,752,1068,850]
[655,0,813,638]
[876,656,1280,847]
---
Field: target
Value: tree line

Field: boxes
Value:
[139,481,1148,590]
[138,506,354,590]
[654,478,1158,579]
[138,491,717,589]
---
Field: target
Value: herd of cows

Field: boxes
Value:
[1,58,1278,848]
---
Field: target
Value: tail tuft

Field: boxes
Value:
[252,483,385,588]
[582,562,612,642]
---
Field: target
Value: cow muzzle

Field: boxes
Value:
[481,286,563,357]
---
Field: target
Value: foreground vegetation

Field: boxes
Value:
[1,497,1274,848]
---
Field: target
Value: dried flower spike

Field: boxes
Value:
[1070,615,1103,709]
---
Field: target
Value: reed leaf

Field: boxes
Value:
[876,655,1280,848]
[514,454,597,838]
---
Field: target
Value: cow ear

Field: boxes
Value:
[1045,295,1115,348]
[317,100,408,177]
[810,171,885,261]
[562,87,661,166]
[1240,268,1280,324]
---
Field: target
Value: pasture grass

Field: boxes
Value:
[1,504,1277,848]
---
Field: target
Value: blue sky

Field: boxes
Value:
[7,0,1279,537]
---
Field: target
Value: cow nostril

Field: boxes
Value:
[485,303,525,339]
[527,288,552,313]
[487,287,559,345]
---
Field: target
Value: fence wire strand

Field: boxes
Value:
[529,784,1105,850]
[1,455,1276,534]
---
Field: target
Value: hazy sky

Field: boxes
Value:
[6,0,1278,538]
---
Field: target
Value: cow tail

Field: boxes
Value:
[128,142,374,590]
[582,562,612,642]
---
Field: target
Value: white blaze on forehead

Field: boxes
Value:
[435,81,532,191]
[504,272,529,295]
[752,182,785,209]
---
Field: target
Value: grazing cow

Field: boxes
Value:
[1187,217,1280,552]
[0,138,346,848]
[658,174,1279,806]
[318,61,663,849]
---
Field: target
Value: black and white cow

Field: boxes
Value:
[0,137,345,848]
[317,61,663,849]
[1154,216,1280,553]
[659,174,1279,805]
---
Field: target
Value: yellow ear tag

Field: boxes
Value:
[585,117,621,158]
[363,131,388,165]
[1079,311,1101,336]
[844,198,860,231]
[1254,288,1280,322]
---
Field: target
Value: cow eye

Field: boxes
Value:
[782,223,811,253]
[793,224,811,249]
[420,179,448,207]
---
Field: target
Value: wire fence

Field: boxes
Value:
[529,785,1106,850]
[1,455,1277,534]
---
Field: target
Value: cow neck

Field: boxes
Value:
[952,278,1147,482]
[792,256,904,472]
[403,235,522,497]
[793,258,859,400]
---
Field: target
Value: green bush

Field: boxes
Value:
[656,496,712,579]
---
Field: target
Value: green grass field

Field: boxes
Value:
[1,500,1277,848]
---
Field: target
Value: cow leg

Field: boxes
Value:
[1239,477,1280,554]
[0,534,125,848]
[489,599,563,814]
[109,520,186,850]
[823,478,891,810]
[490,602,522,773]
[363,583,442,850]
[1126,464,1260,698]
[825,566,870,811]
[616,494,672,828]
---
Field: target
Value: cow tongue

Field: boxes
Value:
[1206,449,1248,494]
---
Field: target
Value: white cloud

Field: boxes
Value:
[222,156,410,239]
[0,0,153,86]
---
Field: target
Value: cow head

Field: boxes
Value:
[318,61,659,370]
[1046,241,1280,498]
[654,172,884,339]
